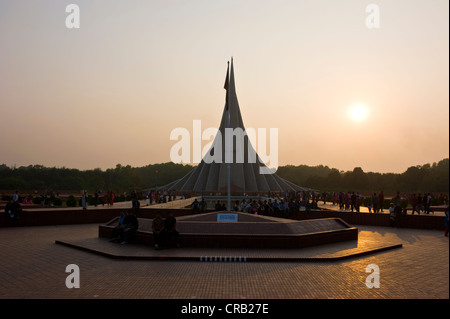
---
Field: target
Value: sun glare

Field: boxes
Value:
[349,104,368,121]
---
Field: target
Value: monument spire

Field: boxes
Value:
[162,59,310,193]
[226,59,231,210]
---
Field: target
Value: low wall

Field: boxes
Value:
[288,210,445,230]
[0,207,196,228]
[0,207,446,230]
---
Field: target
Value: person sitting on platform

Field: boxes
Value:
[152,211,165,249]
[7,200,22,220]
[5,199,14,218]
[120,211,139,245]
[163,212,180,248]
[110,211,127,242]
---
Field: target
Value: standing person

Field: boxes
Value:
[372,193,379,213]
[389,203,397,227]
[417,193,423,214]
[426,193,433,214]
[305,200,312,218]
[266,199,273,215]
[444,206,449,237]
[150,191,154,205]
[81,191,88,210]
[101,192,105,206]
[343,193,348,210]
[192,198,200,214]
[240,200,247,212]
[394,192,401,207]
[215,200,223,211]
[233,200,240,212]
[132,197,140,214]
[152,212,165,249]
[367,197,372,213]
[378,191,384,212]
[350,192,356,212]
[200,198,207,213]
[288,199,295,217]
[279,200,286,217]
[12,190,19,203]
[355,193,361,212]
[422,193,428,214]
[411,194,419,215]
[339,192,344,210]
[272,199,279,215]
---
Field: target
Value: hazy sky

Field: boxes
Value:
[0,0,448,174]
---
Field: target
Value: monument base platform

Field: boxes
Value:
[98,212,358,249]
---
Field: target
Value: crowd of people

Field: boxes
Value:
[184,190,449,234]
[228,197,314,217]
[3,187,448,232]
[81,190,118,207]
[409,193,438,215]
[1,190,57,207]
[330,191,369,213]
[325,191,448,215]
[95,190,116,206]
[189,191,319,218]
[187,190,449,218]
[147,190,180,205]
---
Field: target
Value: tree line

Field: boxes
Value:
[276,158,449,194]
[0,162,192,193]
[0,158,448,194]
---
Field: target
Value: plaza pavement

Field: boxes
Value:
[0,219,448,300]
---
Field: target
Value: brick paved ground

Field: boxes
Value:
[0,223,448,300]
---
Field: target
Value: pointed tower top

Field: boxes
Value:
[219,57,243,131]
[161,59,311,193]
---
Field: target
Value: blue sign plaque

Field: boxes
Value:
[217,213,238,222]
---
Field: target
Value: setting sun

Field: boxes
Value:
[349,104,369,121]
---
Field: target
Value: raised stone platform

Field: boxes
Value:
[55,236,402,262]
[98,212,358,249]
